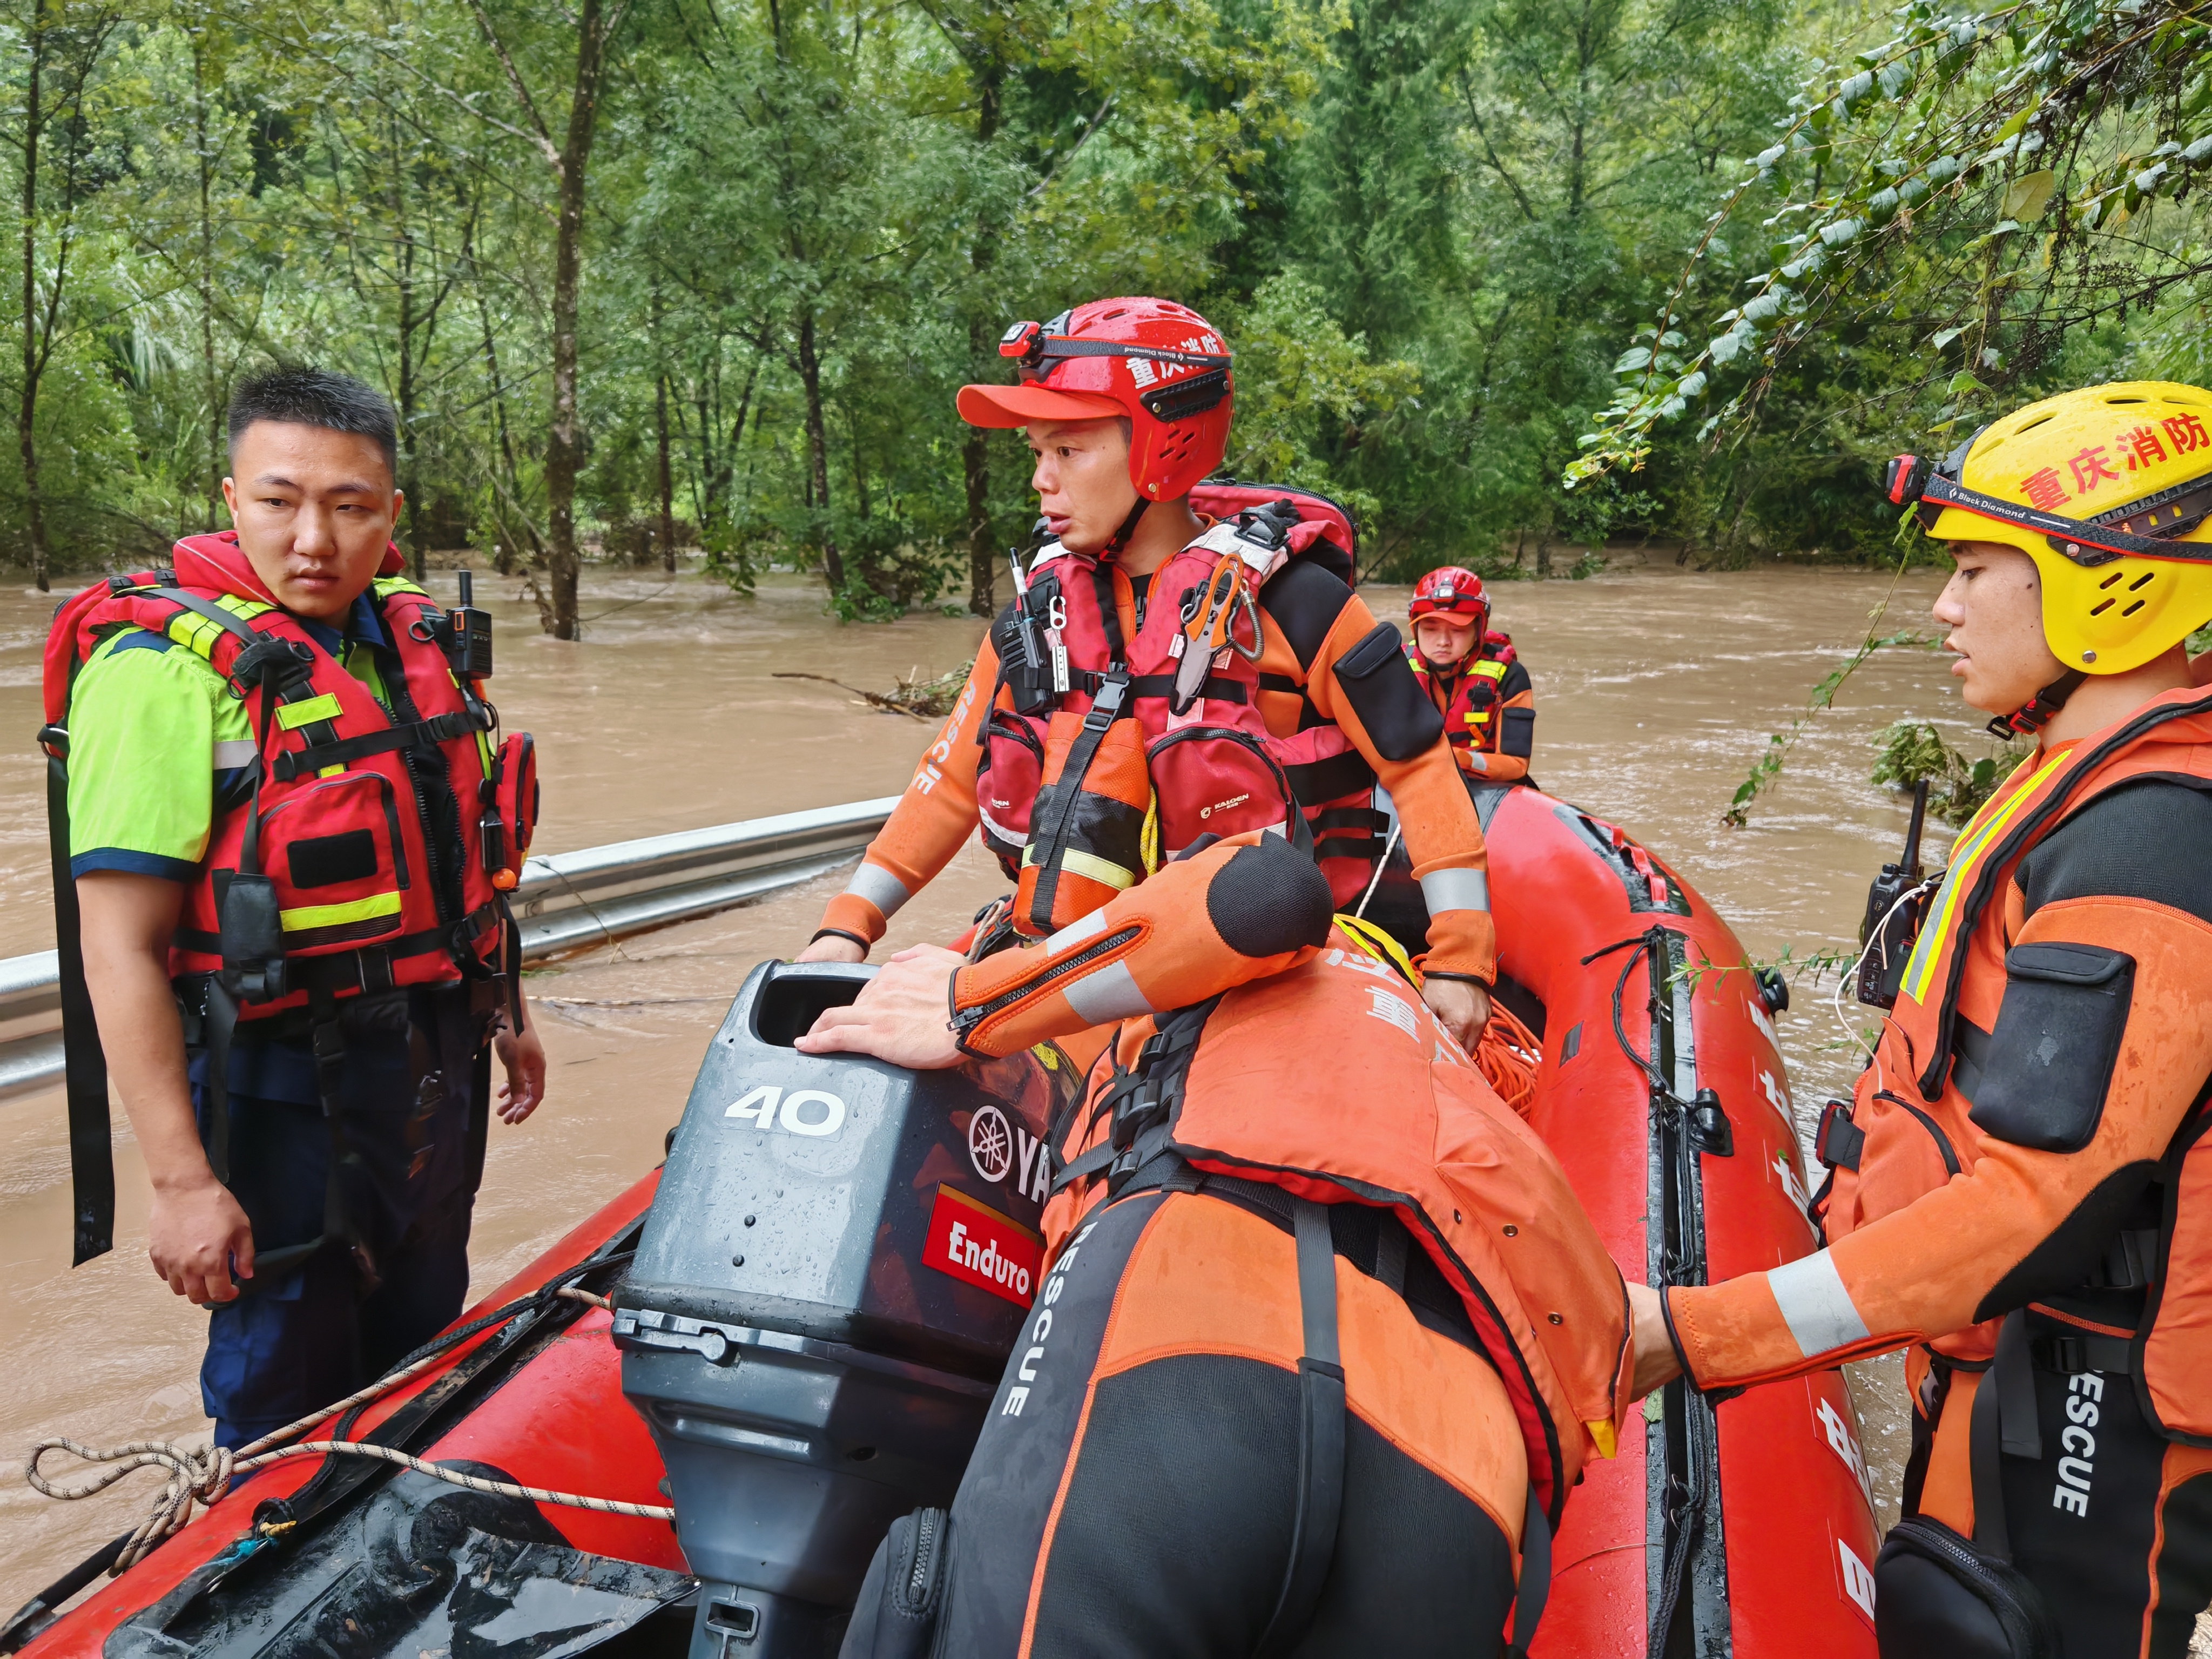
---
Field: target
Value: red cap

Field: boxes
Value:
[955,382,1125,428]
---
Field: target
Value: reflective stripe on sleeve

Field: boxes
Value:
[844,860,912,919]
[1765,1251,1870,1358]
[1044,909,1109,953]
[211,739,257,769]
[1419,867,1491,914]
[1061,960,1154,1027]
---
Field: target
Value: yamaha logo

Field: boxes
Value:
[968,1104,1014,1183]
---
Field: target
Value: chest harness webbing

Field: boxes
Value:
[1045,999,1550,1657]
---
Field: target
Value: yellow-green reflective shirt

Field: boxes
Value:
[67,594,392,881]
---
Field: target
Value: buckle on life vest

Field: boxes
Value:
[2032,1331,2136,1375]
[1084,673,1129,731]
[225,637,315,701]
[1813,1097,1864,1170]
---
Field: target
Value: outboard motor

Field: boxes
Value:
[615,961,1076,1658]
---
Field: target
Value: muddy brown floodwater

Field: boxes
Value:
[0,554,1978,1612]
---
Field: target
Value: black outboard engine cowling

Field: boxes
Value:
[616,961,1076,1658]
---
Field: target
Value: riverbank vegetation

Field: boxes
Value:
[2,0,2208,631]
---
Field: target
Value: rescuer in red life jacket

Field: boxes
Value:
[800,297,1499,1046]
[1629,382,2212,1656]
[47,369,545,1449]
[1407,566,1535,784]
[803,834,1632,1657]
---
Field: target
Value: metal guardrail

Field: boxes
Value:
[0,795,897,1102]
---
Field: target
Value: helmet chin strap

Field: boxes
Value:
[1990,667,2087,740]
[1102,497,1149,561]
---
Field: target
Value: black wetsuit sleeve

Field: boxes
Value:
[1498,660,1533,700]
[2014,778,2212,926]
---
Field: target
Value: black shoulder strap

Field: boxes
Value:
[1090,564,1127,670]
[1253,1197,1346,1658]
[1970,1310,2042,1561]
[1504,1488,1551,1658]
[43,734,113,1266]
[144,586,263,649]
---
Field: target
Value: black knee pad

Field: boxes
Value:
[1206,841,1336,958]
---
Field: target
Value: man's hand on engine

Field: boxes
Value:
[795,944,965,1068]
[798,933,868,964]
[1423,976,1490,1050]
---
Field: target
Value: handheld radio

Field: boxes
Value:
[1855,777,1931,1009]
[449,569,494,680]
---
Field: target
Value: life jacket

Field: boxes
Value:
[1410,631,1520,761]
[42,534,514,1011]
[1811,684,2212,1441]
[1041,929,1629,1523]
[976,492,1369,935]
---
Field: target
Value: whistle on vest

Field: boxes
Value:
[1856,778,1932,1009]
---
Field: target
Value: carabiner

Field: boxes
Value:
[1228,586,1265,661]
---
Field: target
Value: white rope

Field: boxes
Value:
[24,1284,655,1573]
[1353,821,1402,919]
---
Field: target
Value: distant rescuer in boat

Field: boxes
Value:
[1407,565,1536,784]
[797,831,1633,1656]
[797,297,1498,1048]
[45,368,545,1450]
[1630,381,2212,1656]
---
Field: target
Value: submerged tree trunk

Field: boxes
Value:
[394,185,425,581]
[18,2,49,592]
[193,37,221,524]
[542,0,615,640]
[795,305,843,592]
[963,65,1003,618]
[655,372,677,571]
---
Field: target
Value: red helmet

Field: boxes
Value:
[1409,566,1489,625]
[956,297,1233,503]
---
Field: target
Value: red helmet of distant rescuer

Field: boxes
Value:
[956,297,1234,504]
[1409,566,1490,629]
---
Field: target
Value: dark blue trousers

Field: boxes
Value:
[191,983,490,1449]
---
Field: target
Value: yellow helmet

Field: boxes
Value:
[1883,381,2212,678]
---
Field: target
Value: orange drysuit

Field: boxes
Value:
[816,550,1498,983]
[1665,685,2212,1655]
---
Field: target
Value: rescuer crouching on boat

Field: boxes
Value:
[798,296,1498,1049]
[1629,381,2212,1656]
[51,369,545,1451]
[798,832,1630,1657]
[1407,565,1536,784]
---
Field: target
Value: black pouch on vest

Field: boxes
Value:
[840,1507,953,1659]
[1873,1516,2060,1658]
[215,870,287,1003]
[1332,622,1443,760]
[1500,704,1535,758]
[1971,940,2135,1152]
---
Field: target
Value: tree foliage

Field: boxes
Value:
[1575,0,2212,516]
[0,0,2201,630]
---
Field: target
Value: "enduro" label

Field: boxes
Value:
[922,1185,1042,1307]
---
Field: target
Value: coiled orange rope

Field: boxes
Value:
[1475,1003,1542,1118]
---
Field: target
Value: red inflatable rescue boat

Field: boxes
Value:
[5,784,1882,1659]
